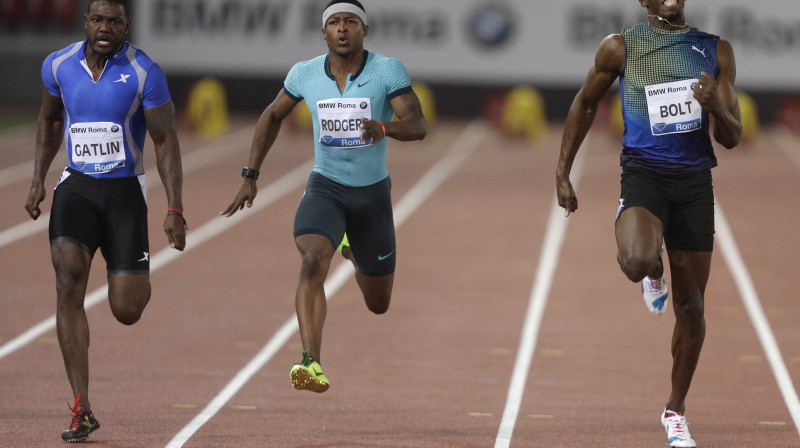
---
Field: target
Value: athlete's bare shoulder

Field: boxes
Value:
[716,38,735,61]
[595,34,626,76]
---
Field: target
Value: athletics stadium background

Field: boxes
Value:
[1,0,798,131]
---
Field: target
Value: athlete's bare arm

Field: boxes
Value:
[556,34,626,215]
[693,39,741,149]
[221,89,298,217]
[145,100,186,251]
[361,90,427,143]
[25,87,65,220]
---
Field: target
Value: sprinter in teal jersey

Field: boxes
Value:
[222,0,426,394]
[555,1,741,447]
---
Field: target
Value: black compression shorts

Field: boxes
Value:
[617,167,715,252]
[294,171,395,276]
[49,168,150,274]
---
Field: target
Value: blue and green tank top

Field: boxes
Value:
[620,22,719,173]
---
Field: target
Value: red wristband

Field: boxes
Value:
[167,206,183,214]
[377,121,386,139]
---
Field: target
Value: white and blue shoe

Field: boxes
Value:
[662,409,696,447]
[642,274,669,315]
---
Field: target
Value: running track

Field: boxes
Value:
[0,117,798,447]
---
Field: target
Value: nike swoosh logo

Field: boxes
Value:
[377,251,393,261]
[313,369,325,377]
[357,80,371,88]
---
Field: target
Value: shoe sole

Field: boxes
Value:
[61,422,99,443]
[290,368,329,393]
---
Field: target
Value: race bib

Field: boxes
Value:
[317,98,372,148]
[69,121,126,174]
[646,79,702,136]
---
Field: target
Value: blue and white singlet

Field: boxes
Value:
[42,41,172,178]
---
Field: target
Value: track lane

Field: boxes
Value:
[508,132,800,447]
[175,124,565,447]
[1,122,797,447]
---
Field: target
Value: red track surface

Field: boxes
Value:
[0,118,798,447]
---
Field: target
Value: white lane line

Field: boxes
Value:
[164,121,489,448]
[715,202,800,437]
[0,157,313,361]
[0,125,255,250]
[0,155,63,189]
[0,158,31,187]
[494,145,587,448]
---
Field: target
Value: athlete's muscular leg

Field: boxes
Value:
[615,207,665,282]
[108,275,151,325]
[664,249,710,413]
[341,247,393,314]
[295,234,335,362]
[358,274,393,314]
[52,241,93,411]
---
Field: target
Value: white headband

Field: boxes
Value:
[322,3,367,27]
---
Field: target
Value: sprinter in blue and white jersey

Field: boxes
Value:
[24,0,186,442]
[222,0,426,394]
[555,1,741,447]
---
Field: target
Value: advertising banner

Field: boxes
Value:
[131,0,800,88]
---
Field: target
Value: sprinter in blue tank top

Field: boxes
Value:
[24,0,186,442]
[555,1,741,446]
[222,0,426,394]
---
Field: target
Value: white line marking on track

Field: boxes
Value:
[494,142,587,448]
[0,156,55,189]
[0,125,255,250]
[0,156,312,361]
[164,120,488,448]
[715,202,800,438]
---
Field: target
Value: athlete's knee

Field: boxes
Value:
[616,250,652,282]
[109,283,151,325]
[53,263,89,291]
[675,293,705,327]
[298,248,332,281]
[52,258,90,305]
[110,296,148,325]
[360,275,393,314]
[368,304,389,315]
[365,294,391,314]
[114,307,142,325]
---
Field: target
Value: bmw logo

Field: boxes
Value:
[467,2,516,49]
[111,125,120,132]
[360,102,368,109]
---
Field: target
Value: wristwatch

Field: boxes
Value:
[241,167,260,179]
